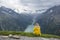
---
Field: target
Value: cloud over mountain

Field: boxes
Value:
[0,0,60,13]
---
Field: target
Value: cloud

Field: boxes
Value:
[20,0,60,9]
[0,0,31,12]
[0,0,60,13]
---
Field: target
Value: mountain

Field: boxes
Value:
[37,5,60,35]
[0,6,33,31]
[0,5,60,36]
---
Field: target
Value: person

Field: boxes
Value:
[33,23,41,36]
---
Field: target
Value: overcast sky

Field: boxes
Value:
[0,0,60,13]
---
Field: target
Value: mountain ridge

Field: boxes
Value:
[0,6,33,31]
[37,5,60,35]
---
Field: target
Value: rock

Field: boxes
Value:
[8,34,20,39]
[8,34,13,37]
[1,36,8,38]
[12,35,20,39]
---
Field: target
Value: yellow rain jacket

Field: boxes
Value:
[33,23,41,36]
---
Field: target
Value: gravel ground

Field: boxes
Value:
[0,36,60,40]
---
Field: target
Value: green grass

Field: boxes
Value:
[0,31,60,38]
[41,34,60,38]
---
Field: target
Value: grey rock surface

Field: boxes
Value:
[0,36,60,40]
